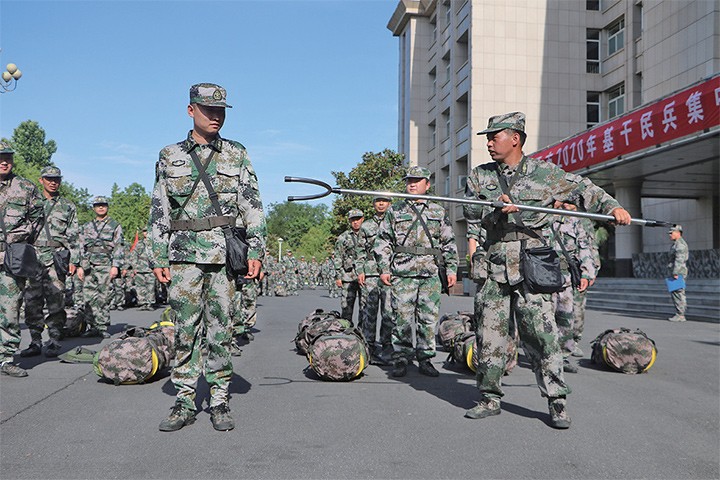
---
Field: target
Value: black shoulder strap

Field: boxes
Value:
[42,197,58,243]
[176,148,218,219]
[494,159,546,245]
[399,201,423,247]
[187,147,231,235]
[408,202,443,264]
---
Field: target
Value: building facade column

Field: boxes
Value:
[613,179,643,277]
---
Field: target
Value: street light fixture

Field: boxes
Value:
[278,237,284,259]
[1,62,22,93]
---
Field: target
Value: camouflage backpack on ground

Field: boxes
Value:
[295,309,348,355]
[93,318,175,385]
[307,325,369,381]
[591,328,657,374]
[449,328,518,375]
[437,311,474,351]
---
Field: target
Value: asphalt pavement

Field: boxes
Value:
[1,288,718,479]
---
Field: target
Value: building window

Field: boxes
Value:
[444,176,451,196]
[430,123,436,149]
[457,175,467,191]
[607,84,625,119]
[586,0,600,10]
[445,2,451,27]
[431,16,437,44]
[586,29,600,73]
[587,91,600,128]
[445,118,451,139]
[607,17,625,56]
[429,68,437,97]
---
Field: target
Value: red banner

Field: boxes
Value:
[532,75,720,171]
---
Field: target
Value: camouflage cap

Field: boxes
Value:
[403,166,431,180]
[189,83,232,108]
[668,224,682,233]
[92,195,109,205]
[0,141,14,155]
[373,194,392,202]
[347,209,364,219]
[40,166,62,178]
[477,111,526,135]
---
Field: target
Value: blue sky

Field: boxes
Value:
[0,0,399,208]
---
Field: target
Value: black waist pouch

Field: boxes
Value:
[53,248,71,280]
[521,243,563,294]
[3,243,41,279]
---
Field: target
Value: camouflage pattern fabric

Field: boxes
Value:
[149,132,266,409]
[334,229,363,321]
[437,311,474,351]
[374,199,458,364]
[232,278,258,335]
[308,327,369,381]
[128,235,155,308]
[296,313,352,356]
[356,213,393,355]
[0,173,44,363]
[24,194,80,344]
[80,217,124,332]
[281,253,299,295]
[450,322,518,375]
[668,237,689,315]
[464,155,622,401]
[93,321,175,385]
[591,328,657,374]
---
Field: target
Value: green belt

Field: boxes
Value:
[35,240,64,248]
[87,246,112,254]
[395,245,441,256]
[169,215,235,232]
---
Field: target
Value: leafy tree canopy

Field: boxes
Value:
[331,149,405,235]
[265,201,331,260]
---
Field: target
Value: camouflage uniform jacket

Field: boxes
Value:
[551,215,598,285]
[669,237,689,277]
[0,173,44,264]
[149,132,266,267]
[356,213,384,276]
[34,195,80,267]
[334,230,360,282]
[80,217,124,269]
[263,254,277,276]
[282,255,298,274]
[374,199,458,278]
[129,236,154,273]
[463,155,621,286]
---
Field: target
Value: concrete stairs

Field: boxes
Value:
[586,277,720,323]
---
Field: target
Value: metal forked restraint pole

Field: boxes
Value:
[284,176,673,228]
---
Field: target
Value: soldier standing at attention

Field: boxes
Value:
[374,167,458,378]
[283,250,299,295]
[22,166,80,358]
[0,142,44,377]
[334,210,364,322]
[667,224,689,322]
[150,83,266,432]
[356,196,394,365]
[463,112,631,428]
[128,228,155,311]
[76,196,124,338]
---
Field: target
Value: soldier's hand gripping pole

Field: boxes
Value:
[284,176,673,228]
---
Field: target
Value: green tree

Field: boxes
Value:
[108,182,152,243]
[9,120,57,169]
[265,201,331,259]
[331,149,405,235]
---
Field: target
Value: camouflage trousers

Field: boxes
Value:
[287,273,299,294]
[474,279,570,400]
[169,263,235,410]
[83,265,113,333]
[0,271,26,363]
[111,276,126,308]
[133,272,155,308]
[552,286,576,358]
[339,280,363,323]
[390,275,441,363]
[671,288,686,315]
[360,276,393,350]
[572,289,588,342]
[24,262,67,343]
[232,279,258,335]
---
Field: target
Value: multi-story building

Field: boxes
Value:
[387,0,719,278]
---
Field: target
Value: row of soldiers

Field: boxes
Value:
[258,252,342,297]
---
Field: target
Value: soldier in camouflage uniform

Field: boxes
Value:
[76,196,124,338]
[298,256,308,289]
[374,167,458,378]
[110,268,128,310]
[334,210,364,322]
[571,218,600,357]
[282,250,299,295]
[308,257,320,289]
[151,83,266,432]
[261,252,275,296]
[356,196,394,365]
[0,142,45,377]
[462,112,631,429]
[21,166,80,358]
[128,229,155,310]
[667,224,689,322]
[232,277,259,349]
[550,202,598,373]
